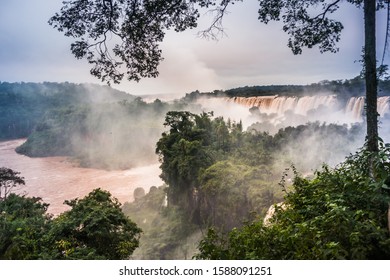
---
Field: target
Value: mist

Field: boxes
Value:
[193,93,390,172]
[14,81,390,193]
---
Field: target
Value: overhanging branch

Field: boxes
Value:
[313,0,341,21]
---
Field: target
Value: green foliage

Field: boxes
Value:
[15,106,90,157]
[156,111,362,234]
[123,186,200,259]
[44,188,142,259]
[156,111,251,223]
[196,143,390,260]
[156,112,215,210]
[0,82,134,140]
[0,194,51,260]
[0,184,141,260]
[198,161,280,230]
[258,0,348,55]
[49,0,201,83]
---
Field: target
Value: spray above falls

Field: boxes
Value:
[226,95,390,123]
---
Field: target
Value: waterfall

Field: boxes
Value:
[378,96,390,116]
[344,96,390,121]
[345,97,365,122]
[294,95,337,115]
[226,95,390,122]
[227,95,337,116]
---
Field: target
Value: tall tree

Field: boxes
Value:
[365,0,378,152]
[156,111,214,221]
[0,167,25,200]
[50,0,385,151]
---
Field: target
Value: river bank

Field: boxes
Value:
[0,139,163,215]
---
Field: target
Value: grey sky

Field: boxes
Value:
[0,1,389,95]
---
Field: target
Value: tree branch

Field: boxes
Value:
[313,0,341,21]
[198,1,232,40]
[381,0,390,65]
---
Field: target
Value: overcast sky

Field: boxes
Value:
[0,1,389,96]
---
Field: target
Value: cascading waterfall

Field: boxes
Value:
[345,97,365,122]
[227,95,337,116]
[295,95,337,115]
[378,96,390,116]
[226,95,390,122]
[344,96,390,121]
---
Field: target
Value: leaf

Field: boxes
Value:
[381,184,390,190]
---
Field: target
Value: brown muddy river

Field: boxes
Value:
[0,139,163,215]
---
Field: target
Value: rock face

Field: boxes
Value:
[263,202,286,226]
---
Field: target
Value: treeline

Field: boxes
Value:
[0,81,134,140]
[182,76,390,101]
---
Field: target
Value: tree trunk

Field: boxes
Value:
[364,0,378,152]
[388,203,390,233]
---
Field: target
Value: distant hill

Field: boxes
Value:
[0,82,135,140]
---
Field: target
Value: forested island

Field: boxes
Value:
[1,79,390,259]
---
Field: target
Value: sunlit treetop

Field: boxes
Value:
[49,0,383,85]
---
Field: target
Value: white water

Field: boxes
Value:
[0,139,163,215]
[227,95,390,122]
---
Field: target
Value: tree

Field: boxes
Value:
[0,194,51,259]
[0,188,141,260]
[51,0,386,151]
[0,167,25,200]
[45,188,142,259]
[364,0,378,152]
[198,160,277,230]
[156,111,214,221]
[48,0,201,84]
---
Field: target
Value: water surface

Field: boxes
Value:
[0,139,163,215]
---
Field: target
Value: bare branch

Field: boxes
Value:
[197,1,232,40]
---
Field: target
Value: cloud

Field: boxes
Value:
[157,42,222,92]
[1,0,389,95]
[112,36,223,95]
[0,1,95,83]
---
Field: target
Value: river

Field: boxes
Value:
[0,139,163,215]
